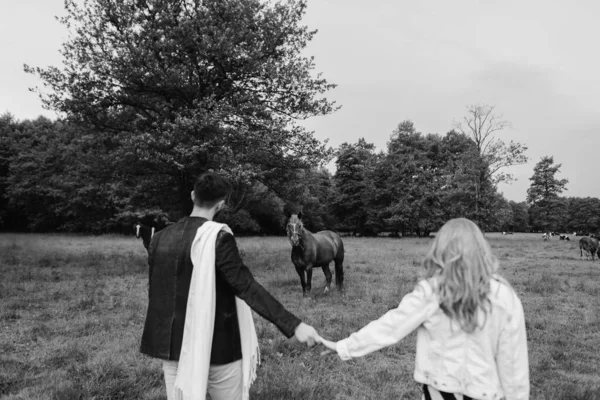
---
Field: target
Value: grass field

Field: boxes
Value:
[1,232,599,400]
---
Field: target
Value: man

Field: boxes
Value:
[140,172,320,400]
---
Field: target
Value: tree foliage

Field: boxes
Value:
[8,103,598,236]
[330,123,499,236]
[527,156,569,204]
[380,123,446,237]
[508,201,530,232]
[527,156,568,231]
[25,0,337,214]
[563,197,600,234]
[331,139,377,235]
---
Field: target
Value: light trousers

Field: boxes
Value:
[163,359,243,400]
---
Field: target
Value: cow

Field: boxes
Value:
[579,237,600,261]
[559,234,566,240]
[135,223,156,252]
[542,233,549,241]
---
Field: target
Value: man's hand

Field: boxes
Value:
[294,322,320,348]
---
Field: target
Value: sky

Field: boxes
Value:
[2,0,599,202]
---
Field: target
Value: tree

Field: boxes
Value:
[564,197,600,234]
[25,0,337,215]
[4,117,124,232]
[292,168,338,232]
[265,167,337,233]
[381,122,445,237]
[332,139,376,235]
[436,130,484,223]
[508,201,530,232]
[526,156,568,231]
[0,113,18,229]
[454,104,528,185]
[454,104,528,226]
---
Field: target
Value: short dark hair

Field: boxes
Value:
[193,172,232,207]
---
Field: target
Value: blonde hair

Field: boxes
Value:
[423,218,499,333]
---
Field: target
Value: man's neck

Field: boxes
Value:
[189,206,215,220]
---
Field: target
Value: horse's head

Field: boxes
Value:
[135,224,141,238]
[287,212,304,247]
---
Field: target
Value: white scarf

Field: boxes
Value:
[173,221,260,400]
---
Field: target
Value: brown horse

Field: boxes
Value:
[287,212,344,296]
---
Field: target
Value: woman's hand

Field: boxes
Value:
[318,336,337,356]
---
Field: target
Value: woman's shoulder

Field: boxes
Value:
[489,275,523,313]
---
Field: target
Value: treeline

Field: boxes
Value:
[4,113,582,236]
[8,0,551,236]
[527,197,600,235]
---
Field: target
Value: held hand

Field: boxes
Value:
[318,336,338,356]
[294,322,320,348]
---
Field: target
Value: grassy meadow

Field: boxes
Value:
[1,232,599,400]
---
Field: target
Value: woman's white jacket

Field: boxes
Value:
[335,278,529,400]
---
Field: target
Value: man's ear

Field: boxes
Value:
[190,190,195,202]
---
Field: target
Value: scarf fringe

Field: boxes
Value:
[243,349,261,400]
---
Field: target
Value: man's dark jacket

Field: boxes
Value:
[140,216,301,365]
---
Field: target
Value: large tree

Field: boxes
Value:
[526,156,568,231]
[454,104,528,185]
[332,138,377,235]
[25,0,337,216]
[454,104,528,225]
[381,122,444,237]
[437,130,487,224]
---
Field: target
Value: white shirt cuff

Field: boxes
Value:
[337,339,352,361]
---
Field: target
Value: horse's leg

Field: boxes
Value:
[335,242,345,290]
[322,263,332,294]
[295,266,307,296]
[306,267,313,293]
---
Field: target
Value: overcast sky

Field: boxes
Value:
[2,0,599,202]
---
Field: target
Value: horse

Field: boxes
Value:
[135,223,155,252]
[287,212,344,296]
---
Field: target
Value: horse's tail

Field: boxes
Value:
[334,237,344,288]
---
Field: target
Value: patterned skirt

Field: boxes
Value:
[422,384,474,400]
